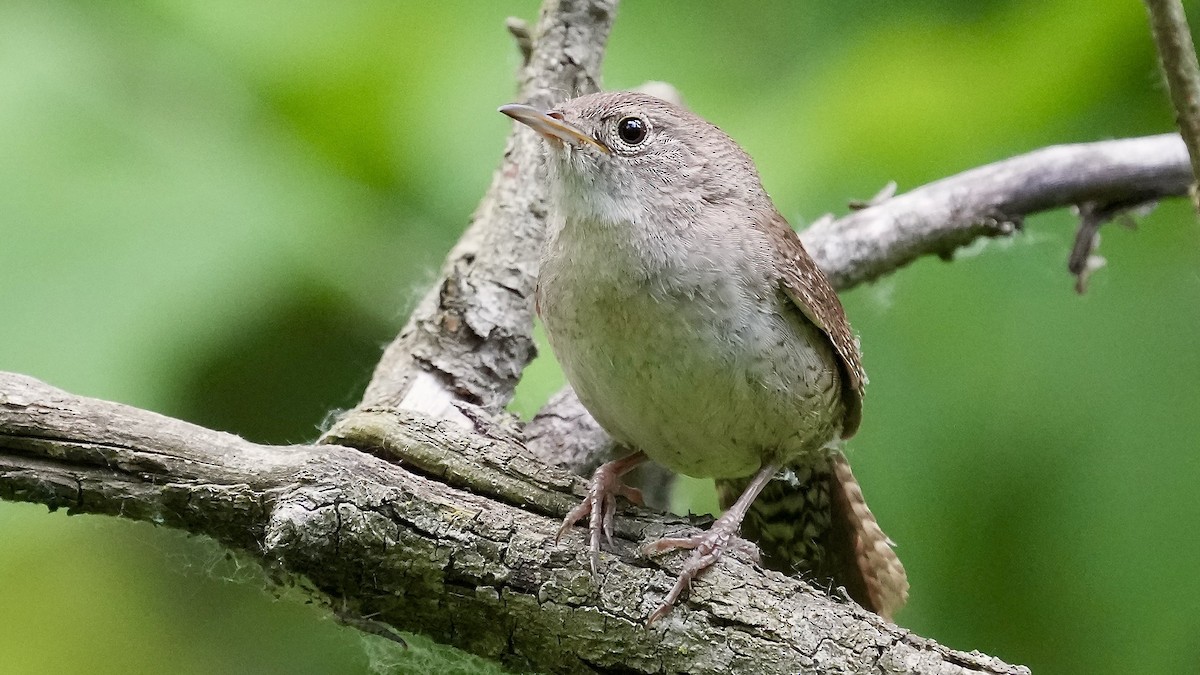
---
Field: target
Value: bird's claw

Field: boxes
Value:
[557,458,645,573]
[642,514,760,625]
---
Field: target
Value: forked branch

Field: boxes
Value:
[3,0,1193,672]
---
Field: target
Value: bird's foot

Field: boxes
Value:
[641,512,761,625]
[557,454,646,573]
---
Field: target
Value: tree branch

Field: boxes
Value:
[530,133,1192,475]
[0,372,1026,675]
[6,1,1190,672]
[1145,0,1200,208]
[803,133,1190,291]
[355,0,616,425]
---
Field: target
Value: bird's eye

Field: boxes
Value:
[616,117,648,145]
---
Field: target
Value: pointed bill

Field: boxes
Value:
[499,103,610,153]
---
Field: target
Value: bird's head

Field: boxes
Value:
[500,92,768,226]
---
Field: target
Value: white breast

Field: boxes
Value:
[537,212,842,480]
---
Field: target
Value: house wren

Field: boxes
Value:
[500,92,908,624]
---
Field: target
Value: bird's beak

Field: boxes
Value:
[499,103,610,154]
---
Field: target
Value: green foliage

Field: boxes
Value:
[2,1,1198,673]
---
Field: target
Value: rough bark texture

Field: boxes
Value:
[357,0,616,423]
[3,0,1194,672]
[0,373,1026,675]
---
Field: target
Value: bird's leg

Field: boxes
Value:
[557,450,648,572]
[642,460,782,625]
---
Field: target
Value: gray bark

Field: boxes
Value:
[357,0,616,422]
[0,373,1025,675]
[3,0,1192,672]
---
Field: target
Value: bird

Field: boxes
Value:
[500,91,908,624]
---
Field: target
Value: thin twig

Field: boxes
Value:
[1145,0,1200,209]
[505,17,533,66]
[3,2,1192,672]
[1068,203,1112,294]
[804,134,1190,291]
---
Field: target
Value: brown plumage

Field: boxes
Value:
[765,211,866,437]
[501,91,906,623]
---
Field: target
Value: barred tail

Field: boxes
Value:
[716,451,908,620]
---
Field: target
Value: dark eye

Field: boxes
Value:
[617,117,647,145]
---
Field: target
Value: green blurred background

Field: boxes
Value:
[1,1,1198,673]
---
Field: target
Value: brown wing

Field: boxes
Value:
[762,211,866,438]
